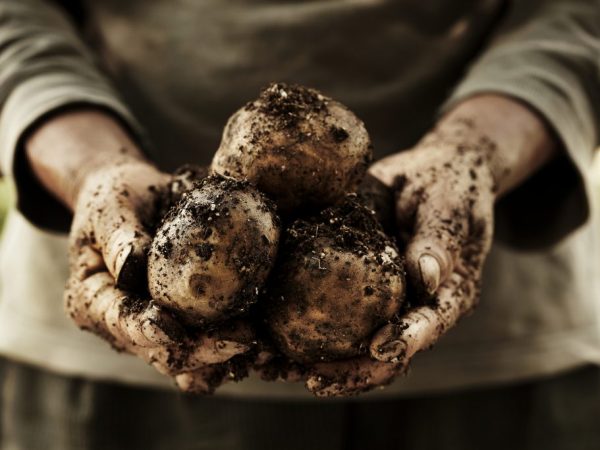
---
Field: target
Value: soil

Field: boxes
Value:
[356,173,395,234]
[285,195,401,265]
[264,195,406,363]
[213,82,371,216]
[249,82,328,130]
[149,173,280,327]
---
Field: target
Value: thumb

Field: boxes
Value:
[87,178,162,292]
[71,162,170,293]
[404,202,468,296]
[104,219,152,292]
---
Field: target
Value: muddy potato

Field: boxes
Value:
[168,164,209,202]
[148,175,280,325]
[356,173,396,234]
[211,83,372,213]
[265,197,406,363]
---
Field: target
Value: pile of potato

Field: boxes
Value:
[147,83,406,389]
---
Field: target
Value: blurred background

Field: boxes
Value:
[0,178,12,233]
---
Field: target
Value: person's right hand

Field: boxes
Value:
[64,160,255,393]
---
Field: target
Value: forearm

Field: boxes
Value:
[0,0,147,230]
[25,109,150,210]
[434,94,558,197]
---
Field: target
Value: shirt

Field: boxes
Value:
[0,0,598,398]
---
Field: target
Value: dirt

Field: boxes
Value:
[356,173,395,234]
[119,295,147,316]
[249,82,328,130]
[330,125,349,143]
[263,195,406,364]
[149,173,280,327]
[285,195,401,267]
[211,82,373,216]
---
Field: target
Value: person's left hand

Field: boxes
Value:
[303,122,497,396]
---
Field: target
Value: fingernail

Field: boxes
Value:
[374,339,407,362]
[141,319,170,346]
[215,340,250,356]
[114,244,133,278]
[419,254,440,295]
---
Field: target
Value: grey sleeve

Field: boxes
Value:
[445,0,600,249]
[0,0,145,232]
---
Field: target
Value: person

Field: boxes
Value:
[0,0,599,448]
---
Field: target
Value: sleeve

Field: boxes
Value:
[0,0,147,232]
[444,0,600,250]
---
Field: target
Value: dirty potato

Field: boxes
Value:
[211,83,372,214]
[148,174,280,325]
[264,196,405,363]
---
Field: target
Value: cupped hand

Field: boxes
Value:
[304,121,497,396]
[65,161,255,393]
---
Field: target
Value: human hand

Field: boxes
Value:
[64,158,255,393]
[303,91,560,397]
[23,110,257,393]
[303,118,496,396]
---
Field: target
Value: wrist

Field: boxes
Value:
[25,108,149,209]
[75,157,159,204]
[435,94,557,197]
[415,118,499,198]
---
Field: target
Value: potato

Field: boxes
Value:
[148,174,280,325]
[264,196,405,363]
[211,83,373,214]
[356,173,396,235]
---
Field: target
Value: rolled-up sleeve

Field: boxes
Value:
[0,0,145,231]
[445,0,600,249]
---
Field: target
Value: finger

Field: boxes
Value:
[90,193,153,291]
[250,340,308,383]
[144,335,250,376]
[176,354,252,395]
[67,269,160,349]
[184,333,251,367]
[404,200,469,296]
[370,271,478,362]
[135,311,254,364]
[368,153,405,188]
[71,245,105,280]
[306,357,400,397]
[254,356,308,383]
[181,320,256,367]
[66,267,251,372]
[175,365,229,395]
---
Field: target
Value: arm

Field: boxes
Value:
[306,0,600,396]
[306,95,558,396]
[1,0,251,392]
[25,109,162,287]
[371,94,556,297]
[0,0,146,230]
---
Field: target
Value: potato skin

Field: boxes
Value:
[211,83,372,214]
[264,198,405,363]
[148,175,280,325]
